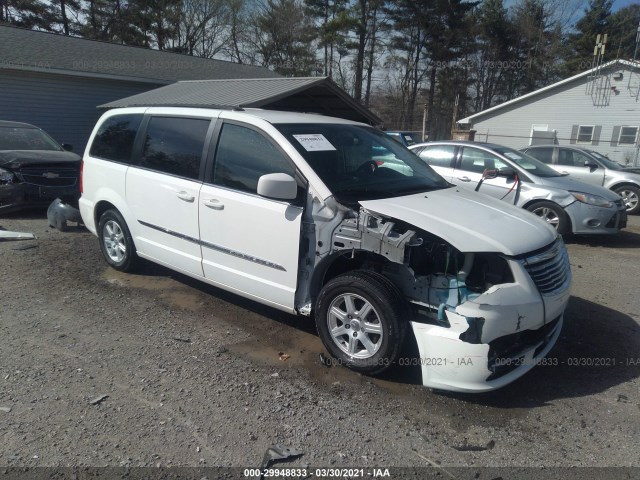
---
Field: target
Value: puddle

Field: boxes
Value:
[102,269,206,312]
[227,329,422,396]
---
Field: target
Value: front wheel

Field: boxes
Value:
[613,185,640,214]
[526,201,570,234]
[314,271,407,375]
[97,209,139,272]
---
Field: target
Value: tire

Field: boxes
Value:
[526,201,570,234]
[613,185,640,215]
[314,270,408,375]
[97,209,139,272]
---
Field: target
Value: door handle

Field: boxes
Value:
[176,191,195,202]
[457,176,471,182]
[204,199,224,210]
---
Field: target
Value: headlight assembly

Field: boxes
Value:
[0,168,15,184]
[570,191,613,208]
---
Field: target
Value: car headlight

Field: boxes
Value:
[0,167,15,183]
[570,191,613,208]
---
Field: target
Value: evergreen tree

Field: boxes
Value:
[255,0,316,76]
[608,4,640,61]
[565,0,613,75]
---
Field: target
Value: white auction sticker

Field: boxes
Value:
[292,134,336,151]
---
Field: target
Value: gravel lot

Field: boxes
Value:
[1,211,639,477]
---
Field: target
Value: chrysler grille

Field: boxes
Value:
[521,239,571,296]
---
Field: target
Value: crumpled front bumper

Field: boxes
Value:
[410,254,571,393]
[564,200,627,235]
[0,182,79,214]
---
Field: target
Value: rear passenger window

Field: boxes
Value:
[212,123,295,194]
[90,114,142,163]
[527,147,553,164]
[139,117,210,180]
[459,148,507,173]
[418,146,456,168]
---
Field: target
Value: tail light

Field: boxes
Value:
[79,159,84,194]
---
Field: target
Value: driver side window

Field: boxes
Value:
[212,123,295,194]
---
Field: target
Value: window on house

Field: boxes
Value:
[577,126,594,144]
[619,127,639,146]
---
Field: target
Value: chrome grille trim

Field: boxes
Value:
[17,167,78,187]
[520,238,572,296]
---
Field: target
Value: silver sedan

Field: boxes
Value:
[410,141,627,235]
[522,145,640,214]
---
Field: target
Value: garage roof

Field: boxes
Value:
[98,77,381,125]
[0,25,277,84]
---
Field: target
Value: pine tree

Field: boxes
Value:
[565,0,613,75]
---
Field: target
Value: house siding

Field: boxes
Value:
[0,69,158,153]
[466,66,640,166]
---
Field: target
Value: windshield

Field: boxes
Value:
[0,126,62,151]
[587,150,622,170]
[276,124,449,202]
[492,146,562,178]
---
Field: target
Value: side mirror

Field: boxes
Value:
[498,167,516,178]
[584,160,598,169]
[257,173,297,201]
[61,143,74,152]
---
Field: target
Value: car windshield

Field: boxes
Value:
[276,124,449,202]
[587,150,622,170]
[0,126,62,151]
[493,146,562,178]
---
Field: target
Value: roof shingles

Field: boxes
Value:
[0,25,278,83]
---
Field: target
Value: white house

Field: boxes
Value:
[458,59,640,166]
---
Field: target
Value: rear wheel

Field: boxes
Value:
[526,201,570,234]
[314,270,407,375]
[98,209,139,272]
[613,185,640,214]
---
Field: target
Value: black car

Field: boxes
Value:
[0,120,81,214]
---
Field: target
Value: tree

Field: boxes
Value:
[383,0,428,129]
[78,0,145,45]
[254,0,316,76]
[304,0,349,76]
[565,0,613,75]
[469,0,513,111]
[608,4,640,61]
[0,0,53,30]
[395,0,477,137]
[175,0,230,57]
[509,0,564,95]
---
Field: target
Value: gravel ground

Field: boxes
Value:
[0,211,639,476]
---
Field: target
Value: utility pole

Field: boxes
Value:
[422,103,428,142]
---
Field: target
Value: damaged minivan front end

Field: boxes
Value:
[303,187,571,393]
[273,120,572,393]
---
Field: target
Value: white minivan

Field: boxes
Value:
[80,107,571,393]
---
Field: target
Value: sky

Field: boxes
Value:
[612,0,640,11]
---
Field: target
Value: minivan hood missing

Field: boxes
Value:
[360,188,557,256]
